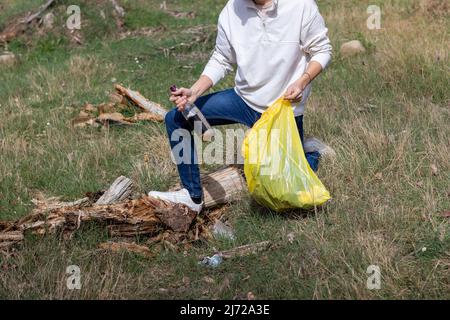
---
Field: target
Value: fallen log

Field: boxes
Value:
[115,84,167,119]
[0,166,246,249]
[171,166,247,208]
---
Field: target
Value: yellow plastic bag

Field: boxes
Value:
[242,97,331,211]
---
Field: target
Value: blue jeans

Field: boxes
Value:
[164,88,320,199]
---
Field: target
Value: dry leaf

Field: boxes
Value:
[247,291,256,300]
[440,211,450,218]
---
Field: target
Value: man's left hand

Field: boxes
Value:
[284,78,308,103]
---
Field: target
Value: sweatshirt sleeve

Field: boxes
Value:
[201,12,236,86]
[300,5,332,69]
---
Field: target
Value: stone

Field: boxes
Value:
[340,40,366,58]
[0,52,16,66]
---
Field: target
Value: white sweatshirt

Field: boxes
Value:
[201,0,332,116]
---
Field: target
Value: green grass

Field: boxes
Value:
[0,0,449,299]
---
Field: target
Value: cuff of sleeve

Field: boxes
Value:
[201,64,225,86]
[310,52,332,70]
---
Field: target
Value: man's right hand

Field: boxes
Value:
[169,75,213,112]
[169,87,196,112]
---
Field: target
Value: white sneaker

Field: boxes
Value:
[303,137,336,158]
[148,188,203,213]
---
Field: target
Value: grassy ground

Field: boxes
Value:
[0,0,449,299]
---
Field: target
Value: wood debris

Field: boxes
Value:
[71,84,166,128]
[0,166,246,251]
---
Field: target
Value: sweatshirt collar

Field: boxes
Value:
[244,0,278,12]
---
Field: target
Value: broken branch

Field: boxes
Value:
[95,176,133,205]
[115,84,167,119]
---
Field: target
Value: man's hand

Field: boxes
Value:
[169,76,213,112]
[284,76,309,103]
[169,87,197,112]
